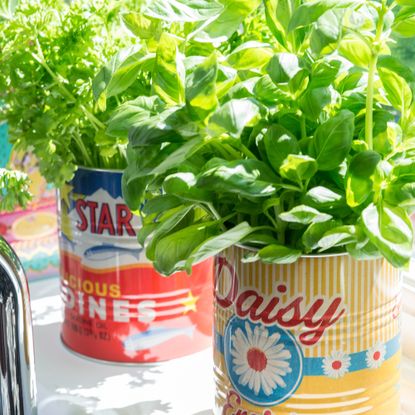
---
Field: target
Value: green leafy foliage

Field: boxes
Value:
[0,168,31,211]
[0,0,138,186]
[100,0,415,274]
[0,0,18,20]
[311,110,355,171]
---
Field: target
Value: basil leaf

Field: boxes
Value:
[240,232,280,247]
[396,0,415,5]
[186,53,218,119]
[339,34,372,68]
[267,53,301,84]
[392,6,415,38]
[279,154,317,186]
[142,195,183,215]
[289,68,310,98]
[318,225,361,252]
[373,122,402,156]
[194,0,261,43]
[198,159,277,198]
[185,222,254,269]
[346,150,381,208]
[216,65,238,97]
[253,75,282,104]
[302,220,340,251]
[147,205,196,261]
[163,172,213,202]
[310,10,341,54]
[289,0,361,31]
[346,239,379,261]
[300,87,332,120]
[303,186,345,211]
[264,125,300,172]
[257,245,302,264]
[107,96,165,138]
[263,0,288,47]
[208,98,261,138]
[361,203,413,268]
[122,12,162,39]
[153,33,185,105]
[384,181,415,208]
[279,205,332,225]
[391,159,415,181]
[122,169,148,212]
[227,41,273,70]
[311,110,354,171]
[143,0,223,22]
[0,169,31,211]
[128,109,183,147]
[309,60,341,89]
[377,56,415,83]
[150,137,205,175]
[136,223,158,247]
[378,67,413,113]
[154,220,221,275]
[93,45,146,100]
[336,71,364,93]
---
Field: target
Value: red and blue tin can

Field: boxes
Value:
[58,167,213,363]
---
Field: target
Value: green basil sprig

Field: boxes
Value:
[102,0,415,274]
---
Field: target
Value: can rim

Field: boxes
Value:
[234,243,383,260]
[76,165,124,174]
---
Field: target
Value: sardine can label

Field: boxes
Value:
[59,168,213,363]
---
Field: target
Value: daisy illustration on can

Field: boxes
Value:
[214,247,402,415]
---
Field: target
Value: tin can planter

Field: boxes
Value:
[58,167,213,363]
[214,246,401,414]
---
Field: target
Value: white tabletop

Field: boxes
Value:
[30,277,215,415]
[30,276,415,415]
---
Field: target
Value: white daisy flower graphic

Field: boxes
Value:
[322,350,351,379]
[230,322,292,396]
[366,342,386,369]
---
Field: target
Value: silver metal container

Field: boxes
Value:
[0,236,37,414]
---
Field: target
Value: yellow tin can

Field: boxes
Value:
[214,246,401,414]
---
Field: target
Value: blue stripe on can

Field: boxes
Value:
[70,167,123,200]
[215,331,400,376]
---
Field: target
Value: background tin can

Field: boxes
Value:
[58,167,213,363]
[0,120,59,280]
[214,246,401,414]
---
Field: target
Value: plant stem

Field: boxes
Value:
[240,144,257,159]
[365,2,387,150]
[206,202,222,221]
[252,225,278,233]
[300,117,307,140]
[365,55,377,151]
[222,143,242,160]
[264,210,279,229]
[200,202,227,232]
[33,39,106,132]
[73,132,94,167]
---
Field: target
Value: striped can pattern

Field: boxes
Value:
[214,246,401,414]
[59,167,213,363]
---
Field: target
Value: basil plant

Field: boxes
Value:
[100,0,415,275]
